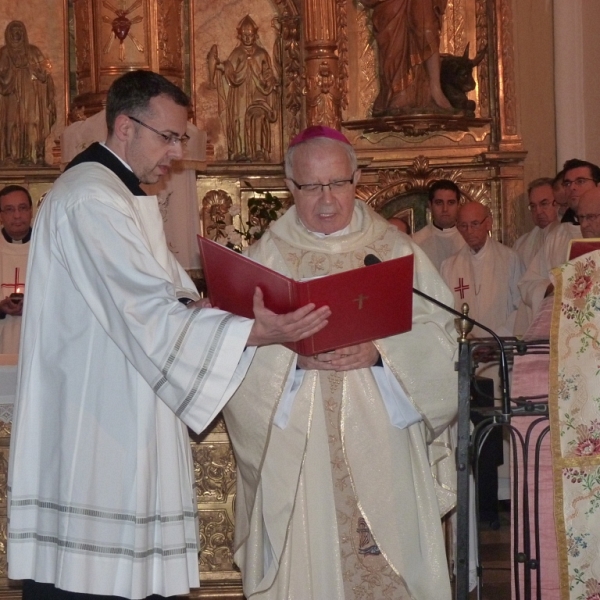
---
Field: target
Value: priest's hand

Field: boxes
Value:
[298,342,379,371]
[0,296,23,317]
[186,298,213,309]
[246,287,330,347]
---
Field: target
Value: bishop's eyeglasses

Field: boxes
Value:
[127,116,190,146]
[288,172,356,197]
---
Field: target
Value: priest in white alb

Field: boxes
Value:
[513,178,559,269]
[412,179,465,271]
[7,71,330,600]
[512,178,558,332]
[441,201,523,337]
[518,159,599,321]
[0,185,34,354]
[224,126,458,600]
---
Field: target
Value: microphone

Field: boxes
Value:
[363,253,510,413]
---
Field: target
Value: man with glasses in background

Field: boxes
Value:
[441,201,523,337]
[576,186,600,239]
[512,178,559,333]
[518,158,600,320]
[0,185,33,352]
[513,178,559,269]
[7,70,331,600]
[224,125,459,600]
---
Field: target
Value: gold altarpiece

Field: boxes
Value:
[0,0,524,597]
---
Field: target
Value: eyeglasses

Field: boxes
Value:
[1,205,31,214]
[528,200,555,211]
[127,116,190,146]
[456,217,489,232]
[577,213,600,224]
[562,177,597,188]
[289,172,356,196]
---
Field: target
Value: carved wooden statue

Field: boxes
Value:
[208,15,279,162]
[362,0,452,115]
[0,20,56,166]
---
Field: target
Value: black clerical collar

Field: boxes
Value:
[65,142,146,196]
[2,227,32,244]
[561,207,579,225]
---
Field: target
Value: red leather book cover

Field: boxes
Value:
[568,238,600,260]
[198,236,414,355]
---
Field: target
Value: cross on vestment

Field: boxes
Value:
[353,293,369,309]
[454,277,469,300]
[1,268,25,295]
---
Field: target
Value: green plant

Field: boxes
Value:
[225,191,287,252]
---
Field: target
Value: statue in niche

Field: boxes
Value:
[0,20,56,166]
[361,0,452,116]
[207,15,279,162]
[305,61,342,129]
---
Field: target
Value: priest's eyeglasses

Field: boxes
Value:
[457,216,489,232]
[527,200,555,211]
[289,172,356,196]
[128,116,190,146]
[578,213,600,224]
[562,177,597,188]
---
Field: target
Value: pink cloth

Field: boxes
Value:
[510,296,559,599]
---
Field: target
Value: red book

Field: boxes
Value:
[198,236,414,355]
[568,238,600,260]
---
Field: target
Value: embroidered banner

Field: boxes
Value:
[550,250,600,600]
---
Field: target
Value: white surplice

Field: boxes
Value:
[517,222,581,320]
[512,221,558,269]
[441,238,524,337]
[412,222,466,271]
[512,222,558,334]
[7,161,253,598]
[0,234,29,353]
[224,202,458,600]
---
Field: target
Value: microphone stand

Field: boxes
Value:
[412,287,510,416]
[412,287,510,600]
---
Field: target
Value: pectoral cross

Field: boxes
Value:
[1,268,25,294]
[454,277,469,300]
[353,293,368,309]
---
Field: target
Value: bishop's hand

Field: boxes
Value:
[298,342,380,372]
[246,287,330,348]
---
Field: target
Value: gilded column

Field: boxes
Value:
[303,0,342,129]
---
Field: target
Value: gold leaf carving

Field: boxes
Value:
[279,15,302,144]
[475,0,489,117]
[356,3,378,117]
[201,190,233,244]
[0,518,6,578]
[192,442,236,504]
[0,450,7,511]
[157,0,183,71]
[198,509,236,572]
[499,0,517,135]
[336,0,349,111]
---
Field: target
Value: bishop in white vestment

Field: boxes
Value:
[224,127,458,600]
